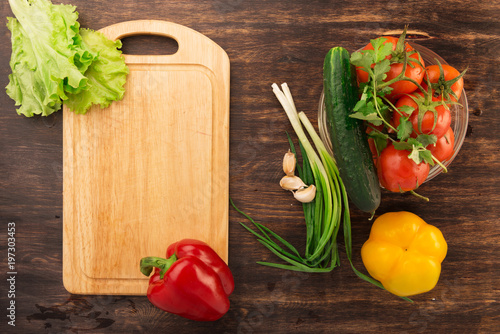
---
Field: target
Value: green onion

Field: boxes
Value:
[231,83,341,271]
[232,83,413,301]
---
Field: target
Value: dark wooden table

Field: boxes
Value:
[1,0,499,333]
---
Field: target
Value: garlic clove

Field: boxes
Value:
[280,175,306,191]
[283,150,296,176]
[293,185,316,203]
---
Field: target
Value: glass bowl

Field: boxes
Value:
[318,42,468,183]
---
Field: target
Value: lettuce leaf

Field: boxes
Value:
[64,29,129,114]
[6,0,92,116]
[6,0,128,117]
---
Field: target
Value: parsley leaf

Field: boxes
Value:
[350,111,382,125]
[351,99,383,126]
[396,117,413,141]
[397,105,415,115]
[393,138,435,165]
[373,59,391,83]
[416,134,437,147]
[350,38,394,85]
[393,140,412,151]
[418,149,434,165]
[350,51,373,76]
[370,37,393,63]
[407,147,422,164]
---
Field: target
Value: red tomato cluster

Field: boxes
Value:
[358,36,463,193]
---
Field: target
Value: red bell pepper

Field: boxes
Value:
[140,239,234,321]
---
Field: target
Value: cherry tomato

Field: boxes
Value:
[422,64,464,102]
[428,127,455,162]
[356,36,425,99]
[393,93,451,138]
[377,143,430,192]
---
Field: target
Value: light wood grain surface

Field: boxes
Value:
[63,20,230,295]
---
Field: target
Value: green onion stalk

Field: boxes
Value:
[232,83,413,301]
[233,83,343,272]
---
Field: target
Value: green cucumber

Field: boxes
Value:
[323,47,381,213]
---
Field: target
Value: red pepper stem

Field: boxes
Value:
[140,254,177,279]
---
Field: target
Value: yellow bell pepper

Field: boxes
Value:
[361,211,447,297]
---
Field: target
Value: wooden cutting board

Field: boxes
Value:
[62,20,230,295]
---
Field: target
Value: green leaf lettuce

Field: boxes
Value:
[65,29,129,114]
[6,0,127,117]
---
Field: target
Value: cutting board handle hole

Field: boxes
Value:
[120,35,179,55]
